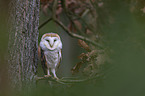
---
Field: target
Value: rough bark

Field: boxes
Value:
[8,0,40,89]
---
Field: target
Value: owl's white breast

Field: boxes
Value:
[44,50,59,68]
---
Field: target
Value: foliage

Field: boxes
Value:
[36,1,145,96]
[39,0,109,80]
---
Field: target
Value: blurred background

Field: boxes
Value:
[1,0,145,96]
[0,0,10,94]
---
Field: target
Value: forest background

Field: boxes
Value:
[0,0,145,96]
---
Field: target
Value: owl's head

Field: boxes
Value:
[40,33,62,51]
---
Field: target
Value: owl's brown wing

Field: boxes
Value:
[39,46,48,75]
[56,49,62,70]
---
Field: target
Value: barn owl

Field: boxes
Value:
[39,33,62,79]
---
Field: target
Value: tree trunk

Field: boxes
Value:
[8,0,40,89]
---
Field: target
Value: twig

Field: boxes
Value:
[52,0,58,19]
[63,0,95,33]
[61,77,79,79]
[66,13,85,35]
[38,0,103,49]
[35,76,67,84]
[38,18,52,29]
[35,75,99,84]
[53,18,103,49]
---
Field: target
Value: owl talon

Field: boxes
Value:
[44,75,51,78]
[54,77,59,80]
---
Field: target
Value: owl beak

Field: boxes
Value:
[49,39,54,48]
[48,43,55,50]
[49,44,53,48]
[43,42,54,50]
[45,44,54,50]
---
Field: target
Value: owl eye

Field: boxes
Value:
[54,39,57,42]
[46,40,50,42]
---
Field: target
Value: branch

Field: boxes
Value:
[35,75,100,84]
[38,0,103,49]
[53,18,103,49]
[63,0,95,33]
[38,18,52,29]
[52,0,58,19]
[38,16,103,49]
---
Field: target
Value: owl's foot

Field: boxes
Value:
[44,75,51,78]
[54,76,59,80]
